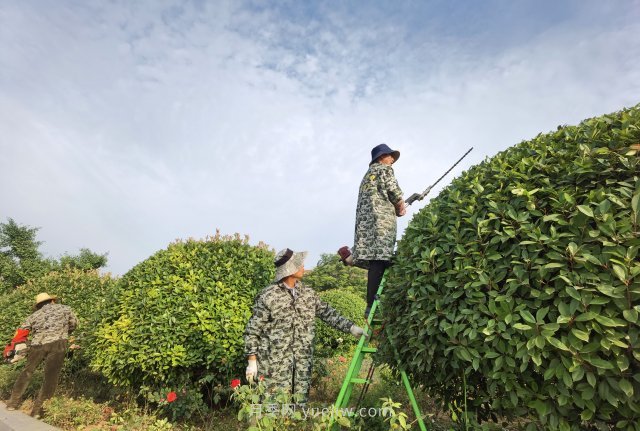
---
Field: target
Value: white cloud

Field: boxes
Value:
[1,1,638,274]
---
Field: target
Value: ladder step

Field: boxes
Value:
[361,346,377,353]
[350,378,371,384]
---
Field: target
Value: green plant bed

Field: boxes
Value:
[381,104,640,430]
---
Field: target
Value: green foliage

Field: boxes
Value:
[304,254,367,295]
[381,105,640,430]
[58,248,108,271]
[144,384,207,422]
[0,218,108,294]
[90,233,275,394]
[233,379,307,430]
[315,289,366,357]
[43,396,107,429]
[0,267,117,357]
[0,218,53,294]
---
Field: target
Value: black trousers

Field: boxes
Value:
[6,339,67,416]
[366,260,391,309]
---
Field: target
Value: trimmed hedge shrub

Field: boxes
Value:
[0,267,117,357]
[315,289,366,357]
[303,253,367,295]
[90,233,274,391]
[381,105,640,430]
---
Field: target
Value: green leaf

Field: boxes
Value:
[623,309,638,323]
[529,399,548,417]
[595,284,624,298]
[612,265,627,283]
[585,357,614,369]
[577,205,594,217]
[594,315,626,327]
[513,323,532,330]
[520,310,536,324]
[632,192,640,216]
[337,416,351,427]
[618,379,634,397]
[571,328,589,342]
[575,312,597,322]
[546,337,570,351]
[536,307,549,322]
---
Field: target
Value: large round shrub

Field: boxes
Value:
[381,105,640,430]
[90,233,274,390]
[315,289,366,357]
[0,268,117,363]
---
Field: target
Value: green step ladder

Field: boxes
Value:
[330,272,428,430]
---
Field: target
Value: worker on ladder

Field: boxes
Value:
[338,143,406,318]
[244,248,365,403]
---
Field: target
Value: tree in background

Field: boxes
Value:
[0,218,108,294]
[58,248,108,271]
[303,253,367,295]
[0,218,52,294]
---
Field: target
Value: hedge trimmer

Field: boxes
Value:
[405,147,473,206]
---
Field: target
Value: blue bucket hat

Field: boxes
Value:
[370,143,400,165]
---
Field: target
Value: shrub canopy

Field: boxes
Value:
[315,289,366,357]
[303,253,367,296]
[381,105,640,430]
[91,233,274,390]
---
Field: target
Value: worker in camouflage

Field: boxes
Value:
[5,292,78,418]
[339,144,406,317]
[244,249,365,402]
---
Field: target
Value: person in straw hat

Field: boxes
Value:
[338,143,406,317]
[244,248,365,402]
[4,292,78,418]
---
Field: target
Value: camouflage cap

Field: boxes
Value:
[274,248,307,281]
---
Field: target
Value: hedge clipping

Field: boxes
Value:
[381,105,640,430]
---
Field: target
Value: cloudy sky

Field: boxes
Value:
[1,1,639,275]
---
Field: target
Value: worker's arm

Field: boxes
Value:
[314,296,353,333]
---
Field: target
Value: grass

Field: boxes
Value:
[0,353,532,431]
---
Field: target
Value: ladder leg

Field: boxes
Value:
[334,337,367,409]
[400,370,428,431]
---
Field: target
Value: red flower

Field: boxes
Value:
[338,356,347,363]
[166,391,177,403]
[231,379,241,388]
[259,375,264,381]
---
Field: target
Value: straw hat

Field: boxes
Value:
[274,248,307,282]
[35,292,57,306]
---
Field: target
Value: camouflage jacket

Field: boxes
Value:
[20,303,78,346]
[244,281,354,399]
[353,162,403,263]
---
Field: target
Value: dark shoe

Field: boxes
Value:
[337,246,353,266]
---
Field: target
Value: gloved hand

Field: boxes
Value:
[337,246,354,266]
[350,325,365,338]
[246,358,258,382]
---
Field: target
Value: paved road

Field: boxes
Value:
[0,401,60,431]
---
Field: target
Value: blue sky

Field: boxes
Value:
[1,1,639,275]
